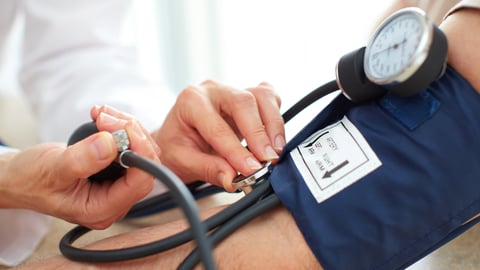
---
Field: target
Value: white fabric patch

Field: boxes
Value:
[290,116,381,204]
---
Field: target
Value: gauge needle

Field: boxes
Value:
[372,38,408,58]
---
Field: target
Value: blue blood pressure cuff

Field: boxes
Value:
[269,66,480,270]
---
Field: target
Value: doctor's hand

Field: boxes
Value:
[152,80,286,192]
[0,108,159,229]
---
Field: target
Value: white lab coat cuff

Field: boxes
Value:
[0,210,51,267]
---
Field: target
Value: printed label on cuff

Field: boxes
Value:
[290,116,381,204]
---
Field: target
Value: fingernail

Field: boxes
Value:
[92,133,115,160]
[245,157,262,170]
[264,145,279,160]
[130,122,146,140]
[98,112,119,126]
[274,134,286,151]
[217,172,229,189]
[93,104,101,113]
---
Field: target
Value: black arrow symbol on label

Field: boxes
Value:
[304,131,329,148]
[322,160,349,179]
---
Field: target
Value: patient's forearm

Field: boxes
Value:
[16,7,480,270]
[15,205,321,270]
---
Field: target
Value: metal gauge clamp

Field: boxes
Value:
[336,7,448,101]
[232,161,273,194]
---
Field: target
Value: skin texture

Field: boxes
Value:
[1,80,287,267]
[0,106,159,229]
[15,205,321,270]
[8,6,480,270]
[440,8,480,93]
[150,81,285,192]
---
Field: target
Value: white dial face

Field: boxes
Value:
[365,11,428,83]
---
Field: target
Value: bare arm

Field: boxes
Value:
[13,6,480,270]
[440,7,480,93]
[15,205,321,270]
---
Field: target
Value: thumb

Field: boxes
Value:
[59,132,118,180]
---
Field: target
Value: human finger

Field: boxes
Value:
[246,82,286,153]
[202,81,279,169]
[159,141,238,192]
[106,120,157,208]
[90,104,135,121]
[79,113,158,211]
[73,120,158,228]
[57,132,118,181]
[176,83,264,176]
[95,111,161,158]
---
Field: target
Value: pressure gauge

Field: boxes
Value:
[363,7,448,96]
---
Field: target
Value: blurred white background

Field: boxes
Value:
[0,2,468,269]
[132,0,393,138]
[0,0,393,146]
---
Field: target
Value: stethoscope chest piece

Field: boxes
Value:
[232,161,273,194]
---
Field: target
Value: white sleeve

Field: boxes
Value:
[0,145,17,154]
[18,0,175,142]
[0,146,51,267]
[0,210,51,267]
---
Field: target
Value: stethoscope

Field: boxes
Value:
[60,79,339,270]
[59,41,444,269]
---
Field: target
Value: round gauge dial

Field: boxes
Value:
[365,8,432,84]
[336,7,447,101]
